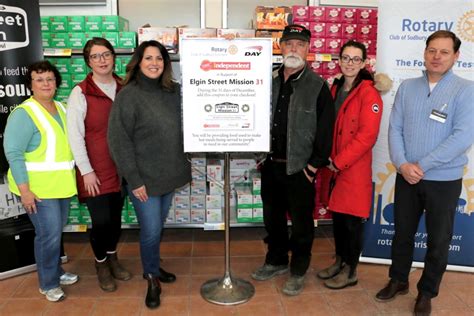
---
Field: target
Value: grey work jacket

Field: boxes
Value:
[270,66,324,175]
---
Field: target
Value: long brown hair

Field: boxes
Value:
[124,40,175,92]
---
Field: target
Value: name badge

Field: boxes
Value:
[429,109,447,123]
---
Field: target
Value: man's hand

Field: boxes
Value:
[303,164,317,183]
[399,163,424,184]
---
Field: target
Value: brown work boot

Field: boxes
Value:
[95,260,117,292]
[324,265,358,289]
[108,253,132,281]
[375,279,409,302]
[414,293,432,316]
[317,255,343,280]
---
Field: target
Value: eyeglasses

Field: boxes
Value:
[89,51,113,62]
[340,55,364,65]
[32,78,56,84]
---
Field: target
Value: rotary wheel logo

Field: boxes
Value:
[228,45,238,55]
[241,104,250,112]
[457,10,474,43]
[204,104,212,112]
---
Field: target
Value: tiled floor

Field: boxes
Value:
[0,226,473,315]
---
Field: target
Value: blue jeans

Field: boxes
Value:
[27,198,70,290]
[128,187,173,277]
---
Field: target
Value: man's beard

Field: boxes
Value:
[283,53,305,69]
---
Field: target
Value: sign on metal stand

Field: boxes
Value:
[180,38,272,305]
[200,153,254,304]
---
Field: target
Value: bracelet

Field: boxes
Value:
[305,166,316,177]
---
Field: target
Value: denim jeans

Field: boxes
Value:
[127,187,174,277]
[27,198,70,290]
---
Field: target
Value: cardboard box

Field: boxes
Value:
[102,15,129,32]
[191,195,206,209]
[49,16,68,32]
[191,181,207,195]
[49,33,68,48]
[85,16,102,32]
[68,32,87,49]
[217,28,255,39]
[118,32,137,48]
[175,195,190,210]
[309,38,325,53]
[309,22,325,38]
[191,209,205,223]
[71,73,87,86]
[192,166,206,182]
[206,208,222,223]
[325,7,342,22]
[356,8,378,25]
[206,195,222,209]
[42,35,50,48]
[127,209,138,223]
[67,16,85,32]
[357,24,377,40]
[310,60,324,75]
[252,208,263,222]
[166,208,176,223]
[59,74,72,90]
[85,31,103,40]
[253,195,263,208]
[41,16,50,32]
[102,32,119,48]
[191,156,207,167]
[322,60,340,75]
[252,178,261,195]
[255,30,282,54]
[341,8,357,23]
[70,58,88,74]
[55,89,71,103]
[325,38,343,54]
[237,208,253,222]
[175,183,191,196]
[175,209,191,223]
[326,23,342,38]
[178,28,216,50]
[47,58,70,74]
[342,24,358,40]
[293,21,310,30]
[255,6,292,30]
[292,6,309,21]
[361,40,376,55]
[309,6,326,22]
[209,182,224,195]
[207,164,223,181]
[138,27,178,53]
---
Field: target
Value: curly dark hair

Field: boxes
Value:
[26,60,62,90]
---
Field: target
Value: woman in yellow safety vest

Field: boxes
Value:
[4,61,78,303]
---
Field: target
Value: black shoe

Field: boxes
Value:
[142,268,176,283]
[414,293,431,316]
[144,273,161,309]
[158,267,176,283]
[375,279,409,302]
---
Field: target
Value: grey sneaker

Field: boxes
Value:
[251,264,288,281]
[59,272,79,285]
[282,275,305,296]
[39,287,66,302]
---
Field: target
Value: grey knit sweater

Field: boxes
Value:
[108,71,191,195]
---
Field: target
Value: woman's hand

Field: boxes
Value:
[83,172,101,197]
[132,185,148,202]
[18,184,42,214]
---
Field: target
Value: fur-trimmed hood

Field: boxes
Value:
[332,72,393,94]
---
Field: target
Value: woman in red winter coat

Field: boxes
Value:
[316,40,387,289]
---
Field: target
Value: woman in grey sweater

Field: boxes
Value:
[108,40,191,309]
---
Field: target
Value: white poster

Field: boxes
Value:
[180,38,272,152]
[361,0,474,271]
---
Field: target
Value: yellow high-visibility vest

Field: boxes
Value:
[7,97,77,198]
